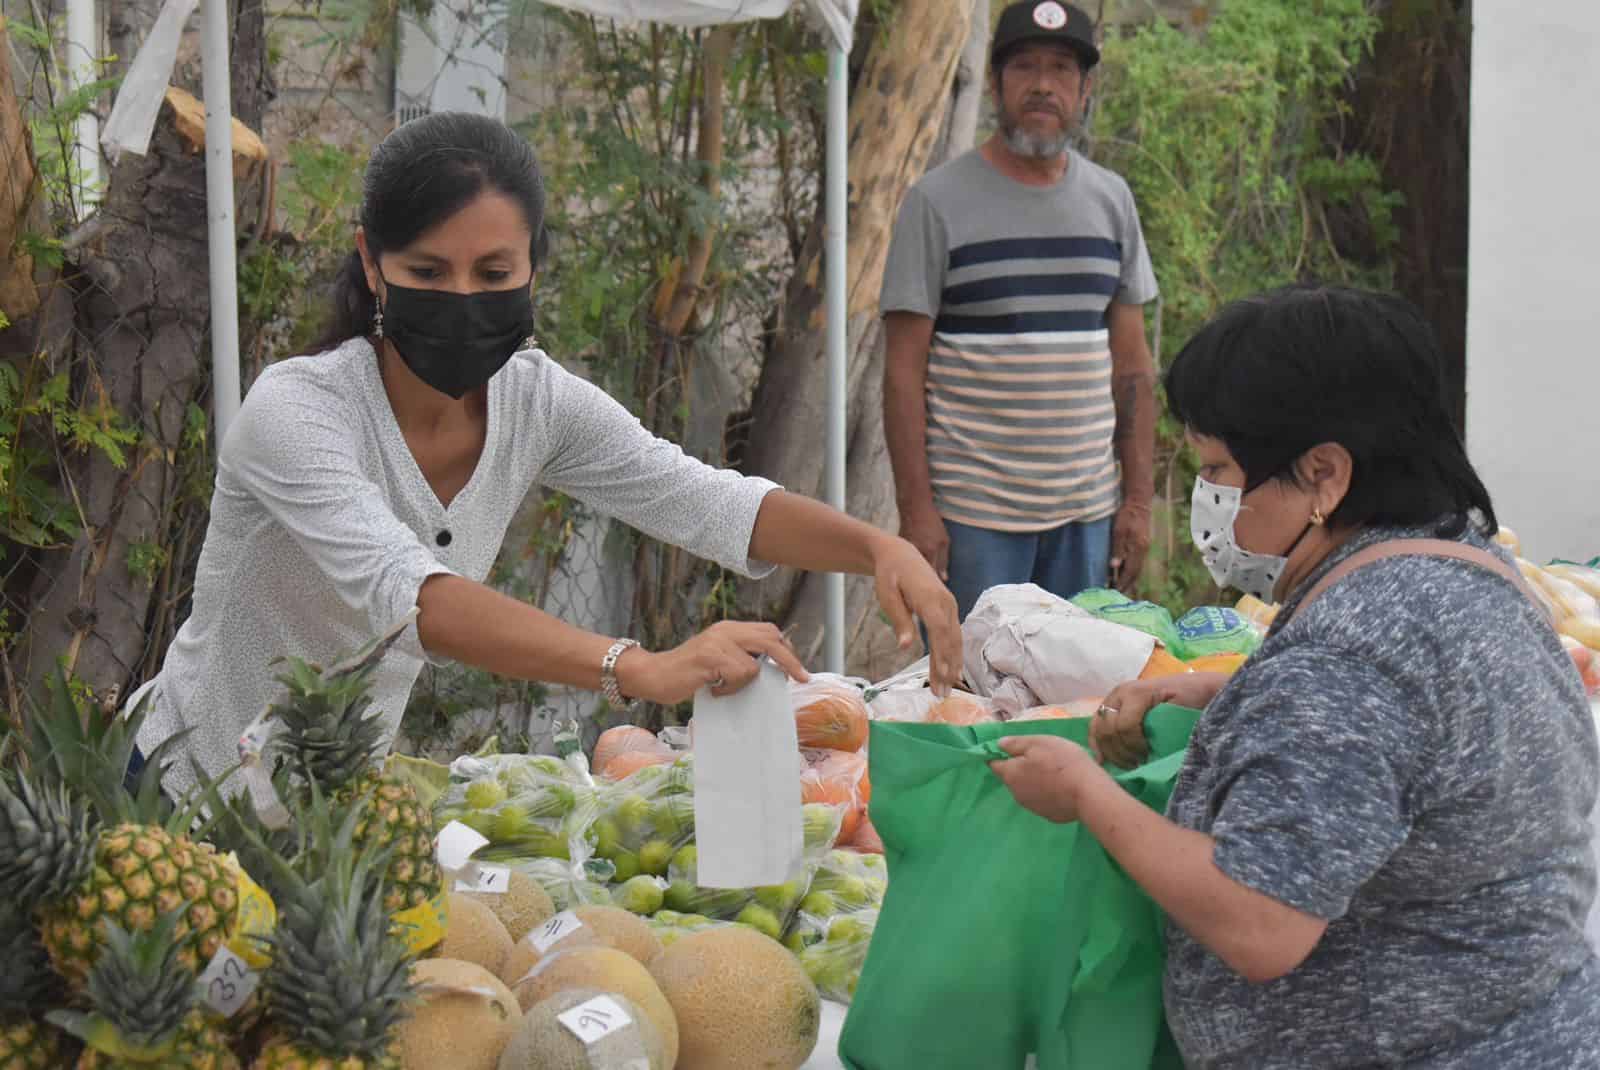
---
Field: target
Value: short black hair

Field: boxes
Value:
[1164,284,1496,536]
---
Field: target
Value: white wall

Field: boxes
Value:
[1467,1,1600,563]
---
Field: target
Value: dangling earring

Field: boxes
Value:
[373,304,384,340]
[1310,507,1326,526]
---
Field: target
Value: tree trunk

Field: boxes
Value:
[930,0,990,170]
[0,16,43,322]
[230,0,276,131]
[1340,0,1471,432]
[16,92,268,698]
[740,0,979,680]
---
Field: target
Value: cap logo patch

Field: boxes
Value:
[1034,1,1068,29]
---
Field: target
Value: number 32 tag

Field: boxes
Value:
[199,946,261,1018]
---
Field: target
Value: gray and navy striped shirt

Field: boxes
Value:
[881,148,1158,532]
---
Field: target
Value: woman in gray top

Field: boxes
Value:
[991,286,1600,1067]
[132,112,961,792]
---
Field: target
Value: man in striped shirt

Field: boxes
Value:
[881,0,1159,619]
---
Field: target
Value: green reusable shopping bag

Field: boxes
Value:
[838,704,1202,1070]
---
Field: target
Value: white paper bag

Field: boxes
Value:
[963,583,1156,715]
[691,660,803,889]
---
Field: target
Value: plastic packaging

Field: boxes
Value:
[1549,563,1600,604]
[592,725,675,781]
[1008,698,1103,721]
[1071,588,1184,653]
[800,748,869,844]
[1172,605,1261,659]
[1559,636,1600,696]
[963,583,1155,714]
[790,673,870,751]
[788,849,887,1002]
[1234,594,1280,636]
[796,909,878,1003]
[925,692,1000,725]
[433,754,602,865]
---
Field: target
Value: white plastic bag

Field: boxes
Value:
[100,0,201,162]
[962,583,1155,715]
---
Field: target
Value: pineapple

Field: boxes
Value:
[266,652,442,915]
[245,798,416,1069]
[48,906,239,1069]
[0,903,67,1070]
[11,671,240,990]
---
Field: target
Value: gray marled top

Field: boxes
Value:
[139,338,778,795]
[1164,522,1600,1068]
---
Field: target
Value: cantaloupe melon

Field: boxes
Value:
[441,891,515,977]
[402,958,521,1070]
[510,947,678,1069]
[463,869,556,942]
[648,925,819,1070]
[500,904,664,987]
[497,986,667,1070]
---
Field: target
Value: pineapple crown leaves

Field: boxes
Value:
[197,761,302,888]
[241,788,418,1058]
[18,667,202,831]
[267,654,390,787]
[46,905,198,1061]
[262,616,417,789]
[0,769,98,905]
[0,901,62,1016]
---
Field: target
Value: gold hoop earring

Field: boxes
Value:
[1310,508,1326,526]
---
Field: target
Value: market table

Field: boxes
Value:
[802,1000,849,1070]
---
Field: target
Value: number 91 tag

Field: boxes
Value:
[557,994,633,1045]
[199,946,260,1018]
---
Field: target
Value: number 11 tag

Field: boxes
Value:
[454,864,511,894]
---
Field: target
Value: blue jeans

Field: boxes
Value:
[945,515,1113,621]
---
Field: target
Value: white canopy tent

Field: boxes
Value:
[101,0,859,673]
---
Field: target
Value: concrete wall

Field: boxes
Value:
[1466,0,1600,563]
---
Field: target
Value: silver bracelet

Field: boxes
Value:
[600,638,640,709]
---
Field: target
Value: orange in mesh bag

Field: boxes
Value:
[1010,697,1103,721]
[849,815,884,854]
[792,676,870,751]
[801,748,870,844]
[593,725,674,780]
[925,692,999,725]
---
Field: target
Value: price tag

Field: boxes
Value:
[454,864,511,894]
[435,818,489,876]
[530,910,584,953]
[199,946,260,1018]
[557,994,633,1045]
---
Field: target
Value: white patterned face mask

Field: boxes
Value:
[1189,477,1311,603]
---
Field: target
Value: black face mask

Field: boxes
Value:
[378,277,535,399]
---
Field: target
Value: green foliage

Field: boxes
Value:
[240,141,368,356]
[0,357,140,550]
[519,13,821,406]
[0,17,138,559]
[1090,0,1395,612]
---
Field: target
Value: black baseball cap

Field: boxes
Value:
[991,1,1099,71]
